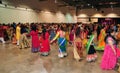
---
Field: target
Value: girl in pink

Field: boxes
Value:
[101,33,117,70]
[30,24,40,53]
[39,29,50,56]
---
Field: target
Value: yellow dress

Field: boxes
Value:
[16,26,21,40]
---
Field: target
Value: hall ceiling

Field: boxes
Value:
[61,0,120,9]
[1,0,120,11]
[1,0,58,10]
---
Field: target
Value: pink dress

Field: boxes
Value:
[40,32,50,53]
[101,44,117,70]
[30,30,40,52]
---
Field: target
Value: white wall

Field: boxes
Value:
[0,5,76,24]
[0,7,40,24]
[38,10,77,23]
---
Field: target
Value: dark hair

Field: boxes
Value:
[75,27,80,37]
[71,25,74,31]
[102,25,105,29]
[104,34,116,45]
[60,25,64,31]
[31,24,37,31]
[42,28,46,40]
[107,29,114,35]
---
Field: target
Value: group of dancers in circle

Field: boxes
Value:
[10,23,120,70]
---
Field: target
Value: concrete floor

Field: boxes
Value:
[0,43,118,73]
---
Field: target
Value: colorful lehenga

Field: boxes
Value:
[58,37,67,55]
[52,30,67,58]
[96,29,106,50]
[73,37,83,61]
[86,34,97,62]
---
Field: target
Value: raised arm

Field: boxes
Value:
[50,31,60,43]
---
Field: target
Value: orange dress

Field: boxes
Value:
[97,29,106,50]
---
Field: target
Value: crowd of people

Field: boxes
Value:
[0,22,120,70]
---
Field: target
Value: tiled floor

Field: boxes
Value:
[0,43,117,73]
